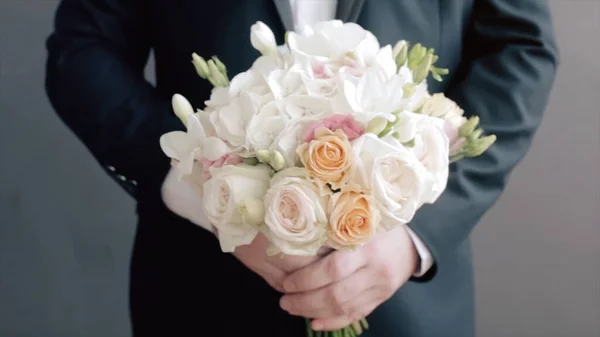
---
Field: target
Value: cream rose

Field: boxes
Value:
[328,189,379,248]
[263,168,329,256]
[297,127,353,191]
[349,133,431,229]
[391,111,450,204]
[203,164,271,252]
[419,93,466,122]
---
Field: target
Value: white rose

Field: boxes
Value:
[203,164,271,252]
[250,21,278,56]
[391,111,450,204]
[263,168,328,256]
[349,133,431,229]
[420,93,465,120]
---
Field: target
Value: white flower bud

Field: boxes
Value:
[366,117,388,135]
[269,151,285,171]
[250,21,278,56]
[171,94,194,126]
[392,40,408,58]
[191,53,209,78]
[256,150,273,164]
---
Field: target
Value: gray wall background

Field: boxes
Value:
[0,1,598,336]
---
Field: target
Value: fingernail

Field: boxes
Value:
[312,322,323,331]
[279,298,290,311]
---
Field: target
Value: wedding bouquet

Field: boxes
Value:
[159,20,495,337]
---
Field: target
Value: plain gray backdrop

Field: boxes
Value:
[0,1,598,336]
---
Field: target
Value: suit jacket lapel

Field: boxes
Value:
[336,0,366,23]
[273,0,294,32]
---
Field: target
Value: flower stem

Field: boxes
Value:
[305,318,314,337]
[304,318,368,337]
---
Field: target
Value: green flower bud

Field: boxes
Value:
[459,116,480,137]
[412,54,433,84]
[407,43,426,70]
[211,56,227,75]
[256,150,273,164]
[393,40,409,68]
[269,150,285,171]
[468,128,483,141]
[402,82,416,99]
[470,135,496,157]
[207,59,229,87]
[366,117,388,135]
[191,53,209,78]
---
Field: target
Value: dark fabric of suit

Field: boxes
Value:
[45,0,559,336]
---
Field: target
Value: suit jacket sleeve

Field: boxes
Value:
[408,0,559,280]
[45,0,183,198]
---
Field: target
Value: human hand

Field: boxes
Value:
[232,233,325,292]
[278,226,419,331]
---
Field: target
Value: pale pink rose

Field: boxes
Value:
[200,153,243,181]
[303,115,364,143]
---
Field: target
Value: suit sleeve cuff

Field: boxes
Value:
[406,226,435,277]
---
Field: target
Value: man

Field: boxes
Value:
[45,0,558,336]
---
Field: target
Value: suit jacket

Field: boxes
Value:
[45,0,559,336]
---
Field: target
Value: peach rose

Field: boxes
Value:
[296,127,353,191]
[327,189,380,248]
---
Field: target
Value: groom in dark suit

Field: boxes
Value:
[45,0,558,336]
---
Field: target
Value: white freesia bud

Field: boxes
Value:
[256,150,273,163]
[250,21,277,56]
[392,40,408,58]
[171,94,194,126]
[191,53,209,78]
[270,151,285,171]
[239,198,265,226]
[366,117,388,135]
